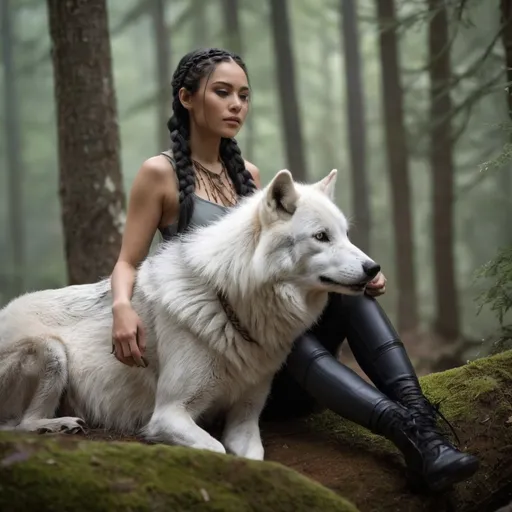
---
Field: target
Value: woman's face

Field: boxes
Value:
[180,60,250,138]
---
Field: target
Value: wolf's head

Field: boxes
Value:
[252,169,380,296]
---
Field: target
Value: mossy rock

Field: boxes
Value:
[0,431,359,512]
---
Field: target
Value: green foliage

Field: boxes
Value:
[474,121,512,353]
[478,141,512,175]
[476,245,512,351]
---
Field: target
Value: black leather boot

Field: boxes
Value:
[284,333,479,492]
[338,294,480,490]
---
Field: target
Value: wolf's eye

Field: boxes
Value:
[313,231,330,242]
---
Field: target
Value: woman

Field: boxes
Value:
[110,47,478,492]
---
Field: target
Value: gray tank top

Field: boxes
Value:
[158,151,230,241]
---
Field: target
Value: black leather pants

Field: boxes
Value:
[261,293,481,493]
[262,292,419,425]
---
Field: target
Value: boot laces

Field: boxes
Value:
[396,382,461,449]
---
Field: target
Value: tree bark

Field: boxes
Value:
[339,0,371,254]
[269,0,307,181]
[376,0,418,333]
[428,0,459,340]
[1,0,25,295]
[46,0,126,285]
[151,0,172,152]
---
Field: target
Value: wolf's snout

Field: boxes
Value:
[362,261,381,280]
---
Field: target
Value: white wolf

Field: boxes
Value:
[0,169,379,460]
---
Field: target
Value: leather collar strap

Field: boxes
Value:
[217,290,260,345]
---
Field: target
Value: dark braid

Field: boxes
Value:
[167,48,256,233]
[219,137,256,196]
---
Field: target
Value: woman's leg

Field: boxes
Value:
[263,292,348,420]
[338,293,429,408]
[263,293,479,492]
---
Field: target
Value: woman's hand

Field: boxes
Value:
[365,272,387,297]
[112,302,147,367]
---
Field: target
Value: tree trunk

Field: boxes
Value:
[428,0,459,340]
[46,0,126,285]
[221,0,255,161]
[500,0,512,245]
[319,18,337,176]
[269,0,307,181]
[376,0,418,333]
[501,0,512,118]
[339,0,371,254]
[1,0,25,295]
[151,0,172,152]
[222,0,242,55]
[193,0,208,48]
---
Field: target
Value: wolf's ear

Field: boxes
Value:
[314,169,337,201]
[263,169,299,220]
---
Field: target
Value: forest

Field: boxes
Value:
[2,0,512,371]
[1,0,512,511]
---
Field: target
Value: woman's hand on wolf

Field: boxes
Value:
[112,302,147,368]
[365,272,387,297]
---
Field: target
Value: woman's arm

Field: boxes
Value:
[111,156,178,366]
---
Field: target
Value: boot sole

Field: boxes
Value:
[408,456,480,493]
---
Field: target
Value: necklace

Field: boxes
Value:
[193,159,238,207]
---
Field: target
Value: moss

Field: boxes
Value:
[303,409,395,456]
[304,350,512,451]
[419,349,512,421]
[0,432,360,512]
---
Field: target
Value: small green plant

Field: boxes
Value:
[476,245,512,350]
[475,125,512,354]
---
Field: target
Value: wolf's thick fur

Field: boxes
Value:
[0,170,377,459]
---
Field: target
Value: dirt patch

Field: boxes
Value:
[262,410,511,512]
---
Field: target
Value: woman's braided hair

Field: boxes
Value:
[167,48,256,233]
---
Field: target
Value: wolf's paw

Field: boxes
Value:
[19,417,87,435]
[191,437,227,455]
[227,439,264,460]
[223,427,264,460]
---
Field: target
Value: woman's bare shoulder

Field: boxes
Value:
[137,154,176,184]
[244,160,261,188]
